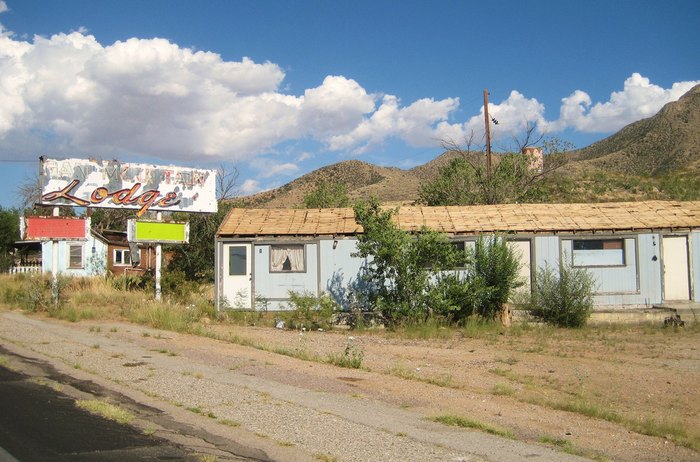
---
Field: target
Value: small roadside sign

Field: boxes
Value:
[127,220,189,244]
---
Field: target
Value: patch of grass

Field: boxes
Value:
[325,339,364,369]
[151,348,178,357]
[492,383,515,396]
[76,399,134,425]
[196,455,217,462]
[387,364,457,388]
[0,356,11,369]
[186,406,203,414]
[219,419,240,427]
[432,414,515,439]
[314,453,338,462]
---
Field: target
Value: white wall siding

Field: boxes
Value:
[318,238,366,309]
[253,243,319,309]
[40,235,108,277]
[534,236,560,271]
[692,231,700,302]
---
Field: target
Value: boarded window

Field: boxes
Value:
[228,246,247,276]
[270,245,305,272]
[68,244,83,269]
[572,239,625,267]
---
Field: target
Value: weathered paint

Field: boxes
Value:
[39,158,217,216]
[215,231,699,312]
[252,242,319,310]
[40,233,108,277]
[24,216,88,240]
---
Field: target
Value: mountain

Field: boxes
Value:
[234,84,700,208]
[571,84,700,175]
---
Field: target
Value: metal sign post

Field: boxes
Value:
[127,218,189,301]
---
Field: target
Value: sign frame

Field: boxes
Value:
[39,157,217,216]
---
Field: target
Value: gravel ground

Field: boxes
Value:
[0,311,590,462]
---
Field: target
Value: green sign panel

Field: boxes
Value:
[128,220,189,244]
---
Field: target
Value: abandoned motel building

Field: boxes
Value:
[215,200,700,323]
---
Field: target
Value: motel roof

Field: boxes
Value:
[216,200,700,238]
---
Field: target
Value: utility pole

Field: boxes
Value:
[483,89,493,177]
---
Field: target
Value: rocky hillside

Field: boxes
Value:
[572,83,700,175]
[234,84,700,208]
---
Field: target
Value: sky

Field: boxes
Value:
[0,0,698,208]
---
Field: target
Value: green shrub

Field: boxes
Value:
[286,291,337,330]
[326,337,364,369]
[472,235,522,319]
[527,258,595,328]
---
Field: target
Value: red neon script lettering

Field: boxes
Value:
[41,180,89,206]
[42,180,181,216]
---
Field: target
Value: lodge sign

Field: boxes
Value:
[39,158,217,216]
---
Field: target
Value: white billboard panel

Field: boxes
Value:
[39,158,217,216]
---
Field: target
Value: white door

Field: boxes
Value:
[222,243,252,309]
[509,240,532,295]
[662,236,690,301]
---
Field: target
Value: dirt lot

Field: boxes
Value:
[1,306,698,461]
[203,320,700,461]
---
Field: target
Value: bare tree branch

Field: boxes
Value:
[216,163,240,201]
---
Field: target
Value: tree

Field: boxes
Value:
[216,163,239,200]
[351,200,521,326]
[0,207,20,272]
[167,165,241,282]
[302,181,350,208]
[352,199,465,325]
[419,136,572,206]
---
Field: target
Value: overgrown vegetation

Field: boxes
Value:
[285,291,337,331]
[302,180,350,208]
[419,137,571,206]
[0,207,20,272]
[527,257,596,328]
[432,414,515,439]
[351,199,521,326]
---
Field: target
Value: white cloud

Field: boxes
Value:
[0,22,696,169]
[462,90,547,146]
[0,2,8,14]
[252,159,299,179]
[328,95,462,154]
[549,73,700,133]
[296,152,313,162]
[239,179,262,195]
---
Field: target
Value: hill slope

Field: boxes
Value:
[234,84,700,208]
[572,83,700,175]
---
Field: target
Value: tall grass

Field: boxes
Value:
[0,274,216,332]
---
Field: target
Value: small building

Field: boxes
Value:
[100,230,156,276]
[14,217,155,277]
[215,201,700,312]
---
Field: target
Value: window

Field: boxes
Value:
[270,245,305,272]
[572,239,625,267]
[228,246,247,276]
[68,244,83,269]
[113,249,131,266]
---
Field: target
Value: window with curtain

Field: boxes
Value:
[68,244,83,269]
[270,245,305,272]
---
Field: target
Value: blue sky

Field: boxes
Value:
[0,0,698,208]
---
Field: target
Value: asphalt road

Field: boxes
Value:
[0,362,200,461]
